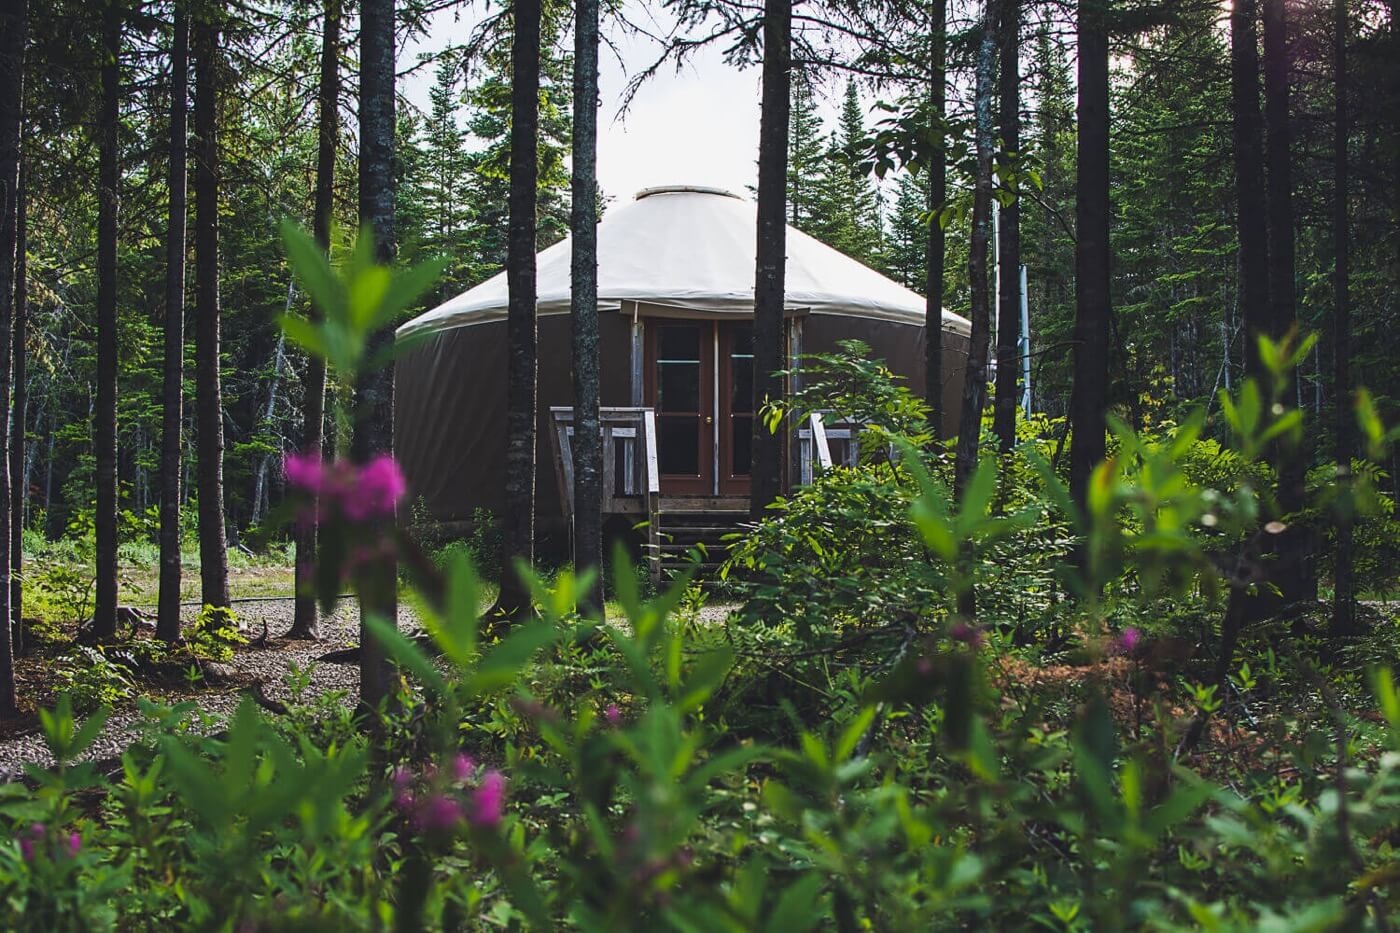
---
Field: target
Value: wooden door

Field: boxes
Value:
[645,320,714,495]
[718,321,753,495]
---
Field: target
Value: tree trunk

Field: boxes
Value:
[954,0,999,620]
[356,0,396,705]
[925,0,947,440]
[0,0,23,712]
[290,0,338,642]
[497,0,541,618]
[157,2,188,642]
[1068,0,1112,530]
[571,0,603,615]
[1331,0,1355,636]
[955,3,998,500]
[94,0,121,641]
[1262,0,1314,604]
[994,0,1021,455]
[193,12,229,610]
[1231,0,1269,382]
[751,0,791,520]
[251,326,288,526]
[9,163,24,633]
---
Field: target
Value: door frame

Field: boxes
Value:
[643,319,715,496]
[636,312,793,498]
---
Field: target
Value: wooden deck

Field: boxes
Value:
[549,407,849,584]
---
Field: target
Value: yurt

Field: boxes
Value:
[395,185,971,545]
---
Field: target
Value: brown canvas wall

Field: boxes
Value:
[395,311,970,536]
[394,312,633,536]
[802,314,970,438]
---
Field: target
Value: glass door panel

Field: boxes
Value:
[719,322,753,495]
[647,321,713,495]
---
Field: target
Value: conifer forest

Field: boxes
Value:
[0,0,1398,928]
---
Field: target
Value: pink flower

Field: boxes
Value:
[603,704,622,727]
[949,622,985,650]
[451,753,475,783]
[1114,627,1143,655]
[284,452,325,495]
[469,771,507,829]
[67,833,81,857]
[343,455,407,521]
[18,837,32,861]
[419,794,464,832]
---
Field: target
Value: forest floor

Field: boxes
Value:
[0,563,738,781]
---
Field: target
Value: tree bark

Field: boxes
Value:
[1231,0,1269,382]
[955,3,998,500]
[993,0,1022,455]
[0,0,24,711]
[193,12,229,610]
[924,0,946,440]
[356,0,396,704]
[751,0,791,520]
[9,160,24,634]
[94,0,121,641]
[1262,0,1313,604]
[157,2,188,643]
[289,0,338,641]
[1330,0,1354,636]
[1068,0,1112,529]
[497,0,541,618]
[571,0,603,615]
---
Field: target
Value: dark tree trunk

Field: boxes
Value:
[955,4,998,499]
[571,0,603,615]
[498,0,541,617]
[994,0,1021,455]
[0,0,23,712]
[356,0,396,703]
[751,0,791,521]
[1262,0,1313,604]
[1331,0,1354,637]
[193,13,229,610]
[1068,0,1111,527]
[1231,0,1269,382]
[289,0,339,641]
[157,3,188,643]
[9,163,24,633]
[954,0,999,620]
[925,0,946,439]
[94,1,121,641]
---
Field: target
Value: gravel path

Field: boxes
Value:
[0,599,419,782]
[0,598,738,782]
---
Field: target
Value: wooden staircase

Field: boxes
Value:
[657,505,750,579]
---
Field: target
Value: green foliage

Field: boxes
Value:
[185,606,247,664]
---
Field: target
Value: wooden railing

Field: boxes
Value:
[796,412,862,484]
[548,407,661,586]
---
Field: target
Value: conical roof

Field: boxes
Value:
[397,185,971,340]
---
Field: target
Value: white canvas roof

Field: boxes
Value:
[397,185,972,340]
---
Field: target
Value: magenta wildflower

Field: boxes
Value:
[419,794,464,832]
[1114,627,1143,655]
[451,753,475,783]
[283,452,325,494]
[343,455,407,521]
[949,622,985,650]
[469,770,507,829]
[67,833,81,857]
[18,837,32,862]
[603,704,622,727]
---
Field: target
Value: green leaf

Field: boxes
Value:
[765,874,826,933]
[469,622,558,695]
[280,220,344,323]
[365,613,448,696]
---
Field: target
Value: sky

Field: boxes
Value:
[400,3,849,206]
